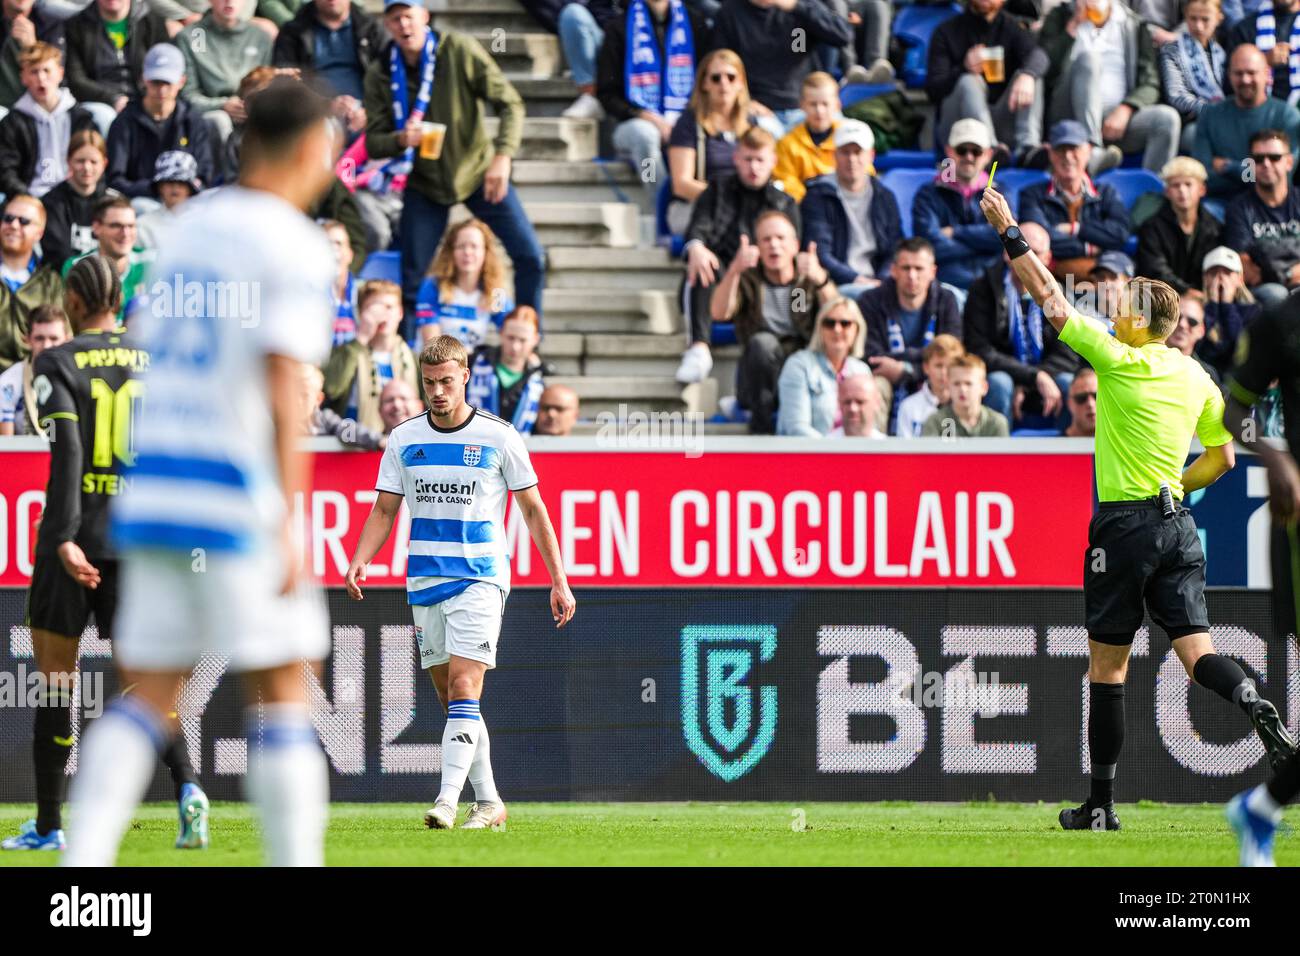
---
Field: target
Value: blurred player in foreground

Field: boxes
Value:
[1224,298,1300,866]
[62,80,339,867]
[346,335,574,830]
[3,257,209,853]
[979,184,1296,833]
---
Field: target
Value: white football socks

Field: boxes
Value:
[437,699,481,805]
[62,697,165,867]
[468,720,499,804]
[245,703,328,867]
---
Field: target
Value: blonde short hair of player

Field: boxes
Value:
[1159,156,1208,184]
[419,334,469,370]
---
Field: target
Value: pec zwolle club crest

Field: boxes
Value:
[462,444,481,466]
[681,626,777,782]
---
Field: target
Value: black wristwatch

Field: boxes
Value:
[1001,225,1030,260]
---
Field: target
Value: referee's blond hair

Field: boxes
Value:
[1126,277,1181,340]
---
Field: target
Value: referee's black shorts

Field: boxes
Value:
[1270,522,1300,642]
[25,554,119,643]
[1084,500,1209,645]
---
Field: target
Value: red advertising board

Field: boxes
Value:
[0,444,1093,588]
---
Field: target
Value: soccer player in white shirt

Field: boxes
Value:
[345,334,575,830]
[62,79,342,867]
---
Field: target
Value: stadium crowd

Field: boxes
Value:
[0,0,1289,443]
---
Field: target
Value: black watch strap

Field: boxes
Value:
[1001,226,1031,260]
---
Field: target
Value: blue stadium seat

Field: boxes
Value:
[994,168,1049,216]
[1095,168,1164,210]
[880,168,936,236]
[359,250,401,284]
[656,178,686,256]
[839,83,898,109]
[1203,198,1226,223]
[875,149,937,171]
[893,2,961,89]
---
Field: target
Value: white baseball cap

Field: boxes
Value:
[948,118,992,151]
[1202,246,1242,274]
[835,119,874,153]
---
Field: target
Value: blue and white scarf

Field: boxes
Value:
[387,28,438,176]
[625,0,695,123]
[886,288,937,355]
[1255,6,1300,103]
[333,272,357,347]
[1005,271,1044,364]
[468,352,544,435]
[1173,28,1225,104]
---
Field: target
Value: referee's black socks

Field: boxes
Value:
[1089,682,1125,807]
[1192,654,1258,713]
[33,683,74,836]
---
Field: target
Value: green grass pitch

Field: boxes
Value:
[0,802,1294,865]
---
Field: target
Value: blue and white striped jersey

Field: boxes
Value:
[111,186,336,555]
[376,406,538,606]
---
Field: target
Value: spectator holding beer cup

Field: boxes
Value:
[926,0,1048,167]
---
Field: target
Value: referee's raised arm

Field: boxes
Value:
[979,186,1074,330]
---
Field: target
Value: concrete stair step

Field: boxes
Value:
[505,76,585,117]
[550,376,718,417]
[448,199,636,247]
[511,160,650,211]
[545,246,682,291]
[485,116,597,163]
[539,331,582,375]
[470,31,562,77]
[541,289,680,335]
[429,0,537,33]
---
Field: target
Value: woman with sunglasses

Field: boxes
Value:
[776,296,870,437]
[665,48,754,234]
[594,0,712,203]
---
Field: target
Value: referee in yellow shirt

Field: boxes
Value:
[979,186,1297,832]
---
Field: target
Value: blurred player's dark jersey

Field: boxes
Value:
[1229,299,1300,462]
[31,328,148,560]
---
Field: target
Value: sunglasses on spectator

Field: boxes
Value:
[954,145,984,158]
[821,318,854,329]
[1183,316,1202,328]
[1071,391,1097,403]
[2,213,32,226]
[1252,152,1287,164]
[709,72,738,83]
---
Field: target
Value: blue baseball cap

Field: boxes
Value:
[1093,250,1134,278]
[383,0,423,8]
[143,43,185,84]
[1048,120,1091,148]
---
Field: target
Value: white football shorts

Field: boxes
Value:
[411,581,505,670]
[115,547,330,672]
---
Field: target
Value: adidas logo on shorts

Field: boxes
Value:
[451,732,474,745]
[478,641,491,651]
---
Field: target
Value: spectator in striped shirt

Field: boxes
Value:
[414,217,512,349]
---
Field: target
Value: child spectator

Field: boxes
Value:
[135,148,200,248]
[323,219,358,346]
[896,333,963,438]
[37,130,114,272]
[414,218,512,349]
[467,305,549,434]
[323,277,419,434]
[0,42,96,199]
[772,71,839,203]
[921,353,1009,437]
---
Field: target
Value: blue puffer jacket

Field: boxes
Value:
[912,178,1003,288]
[1017,176,1130,261]
[800,173,902,285]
